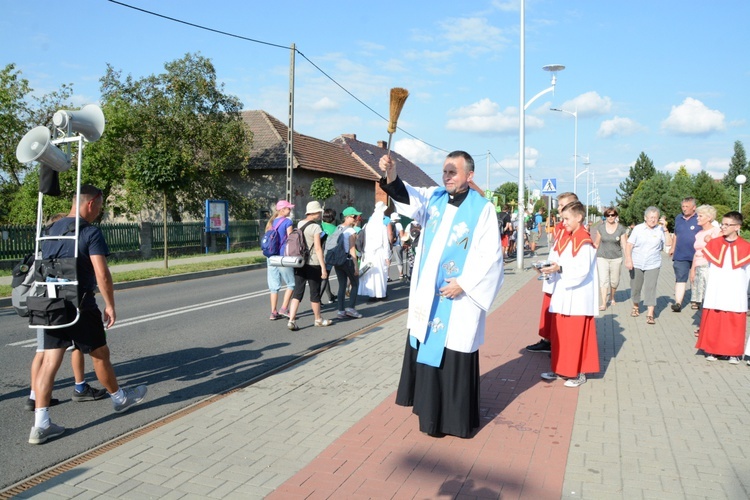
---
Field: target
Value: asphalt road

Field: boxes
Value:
[0,266,409,490]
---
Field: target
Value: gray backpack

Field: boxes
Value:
[11,254,35,317]
[324,226,349,267]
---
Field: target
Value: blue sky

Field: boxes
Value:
[3,0,749,208]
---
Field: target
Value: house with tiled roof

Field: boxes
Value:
[238,110,380,218]
[332,134,438,194]
[236,110,437,220]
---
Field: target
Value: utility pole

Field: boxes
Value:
[286,43,295,204]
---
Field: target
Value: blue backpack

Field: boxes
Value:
[261,219,284,257]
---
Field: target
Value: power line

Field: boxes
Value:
[488,151,519,182]
[108,0,454,155]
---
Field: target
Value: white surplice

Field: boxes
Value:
[358,208,391,298]
[393,183,504,354]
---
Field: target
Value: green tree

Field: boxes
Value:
[310,177,336,206]
[493,182,530,208]
[88,53,253,256]
[616,152,656,224]
[627,171,671,227]
[722,140,749,189]
[693,170,729,207]
[1,63,74,223]
[662,166,695,221]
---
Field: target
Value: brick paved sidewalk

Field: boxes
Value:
[12,252,750,499]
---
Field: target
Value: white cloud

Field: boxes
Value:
[662,159,702,174]
[497,147,540,171]
[393,138,446,166]
[597,116,646,138]
[438,17,509,54]
[661,97,725,135]
[445,98,542,134]
[491,0,518,12]
[706,157,730,179]
[560,91,612,117]
[310,97,339,112]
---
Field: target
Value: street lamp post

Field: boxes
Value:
[550,106,578,195]
[736,174,747,212]
[582,155,591,223]
[518,1,564,270]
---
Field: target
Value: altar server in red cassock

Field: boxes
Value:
[525,192,580,355]
[695,211,750,364]
[539,201,600,387]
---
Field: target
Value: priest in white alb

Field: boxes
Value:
[379,151,503,438]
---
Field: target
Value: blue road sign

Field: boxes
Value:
[541,178,557,194]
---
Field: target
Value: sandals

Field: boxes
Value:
[694,328,700,337]
[691,303,700,310]
[631,306,640,317]
[314,318,333,327]
[646,316,655,325]
[599,305,607,311]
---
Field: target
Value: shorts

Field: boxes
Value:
[529,231,540,244]
[267,259,295,292]
[673,260,691,283]
[501,234,509,248]
[292,264,323,303]
[41,308,107,353]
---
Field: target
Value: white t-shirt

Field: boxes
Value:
[627,223,665,270]
[342,226,356,252]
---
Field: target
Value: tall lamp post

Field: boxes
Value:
[519,1,564,270]
[582,155,591,223]
[736,174,747,212]
[550,106,578,195]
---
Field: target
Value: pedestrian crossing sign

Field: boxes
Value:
[541,178,557,194]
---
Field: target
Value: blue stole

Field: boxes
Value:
[410,188,486,367]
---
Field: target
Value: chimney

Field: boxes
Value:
[342,133,356,140]
[377,140,387,149]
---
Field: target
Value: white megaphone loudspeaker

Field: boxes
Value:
[16,126,71,172]
[53,104,105,142]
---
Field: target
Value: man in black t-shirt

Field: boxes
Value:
[29,185,148,445]
[497,205,512,258]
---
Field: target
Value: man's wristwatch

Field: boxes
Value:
[558,266,563,274]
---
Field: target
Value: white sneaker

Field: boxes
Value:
[540,372,558,381]
[29,422,65,444]
[564,374,587,387]
[705,354,717,361]
[345,308,363,319]
[113,385,148,413]
[728,356,740,365]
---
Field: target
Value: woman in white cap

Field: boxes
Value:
[286,201,333,330]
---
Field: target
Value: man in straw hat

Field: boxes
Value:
[379,152,504,438]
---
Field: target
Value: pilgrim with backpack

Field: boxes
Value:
[266,200,296,321]
[284,201,333,331]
